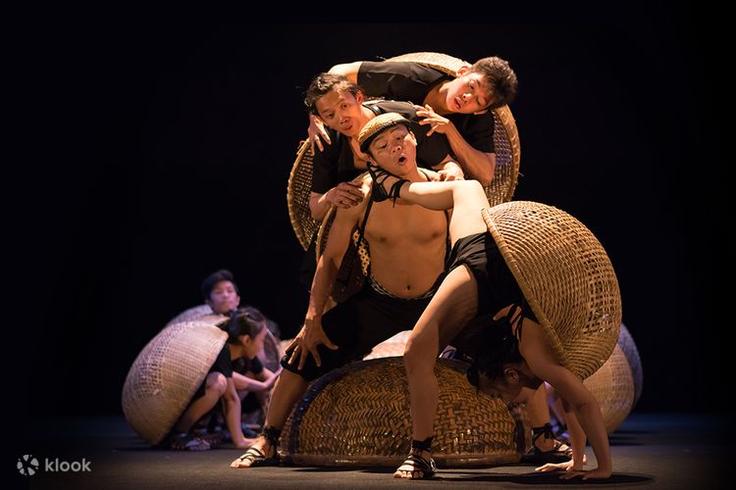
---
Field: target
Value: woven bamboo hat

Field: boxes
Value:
[280,357,523,467]
[287,51,521,250]
[121,320,228,445]
[482,202,622,379]
[358,112,413,153]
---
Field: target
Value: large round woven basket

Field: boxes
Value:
[279,357,522,467]
[363,330,412,360]
[584,344,633,433]
[582,323,643,432]
[618,323,643,405]
[121,321,228,445]
[483,202,622,379]
[165,304,216,326]
[287,52,521,250]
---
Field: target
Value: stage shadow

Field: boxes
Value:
[433,471,653,485]
[291,466,394,474]
[608,435,645,447]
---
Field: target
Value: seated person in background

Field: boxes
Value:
[201,269,242,315]
[230,307,282,436]
[199,270,282,438]
[165,308,273,451]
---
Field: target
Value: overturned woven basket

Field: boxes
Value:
[618,323,643,405]
[483,202,622,379]
[165,304,217,326]
[279,357,523,467]
[583,323,643,432]
[287,51,521,250]
[121,320,228,445]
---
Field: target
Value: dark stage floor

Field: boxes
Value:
[16,413,728,489]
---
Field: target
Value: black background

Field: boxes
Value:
[8,8,727,422]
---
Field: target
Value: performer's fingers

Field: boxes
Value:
[311,346,322,367]
[324,338,339,350]
[297,346,308,371]
[288,344,300,365]
[320,127,331,145]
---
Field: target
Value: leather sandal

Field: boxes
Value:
[393,448,437,479]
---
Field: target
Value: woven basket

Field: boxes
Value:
[121,321,228,445]
[583,344,634,433]
[618,323,643,405]
[483,202,621,379]
[583,324,642,432]
[363,330,411,360]
[165,304,216,326]
[287,52,521,250]
[280,357,522,467]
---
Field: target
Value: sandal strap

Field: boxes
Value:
[238,446,266,462]
[551,438,572,453]
[396,450,436,478]
[260,426,281,448]
[531,423,555,443]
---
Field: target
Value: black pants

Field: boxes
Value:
[282,285,434,382]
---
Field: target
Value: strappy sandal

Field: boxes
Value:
[366,161,409,204]
[231,445,278,468]
[522,423,573,464]
[230,426,281,468]
[393,448,437,479]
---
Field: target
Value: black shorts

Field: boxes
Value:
[446,232,535,319]
[281,281,439,382]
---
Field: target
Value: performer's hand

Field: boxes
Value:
[308,114,331,152]
[536,457,608,480]
[290,318,338,370]
[415,104,453,136]
[264,366,283,389]
[437,163,464,181]
[535,459,579,474]
[286,326,307,367]
[325,182,364,209]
